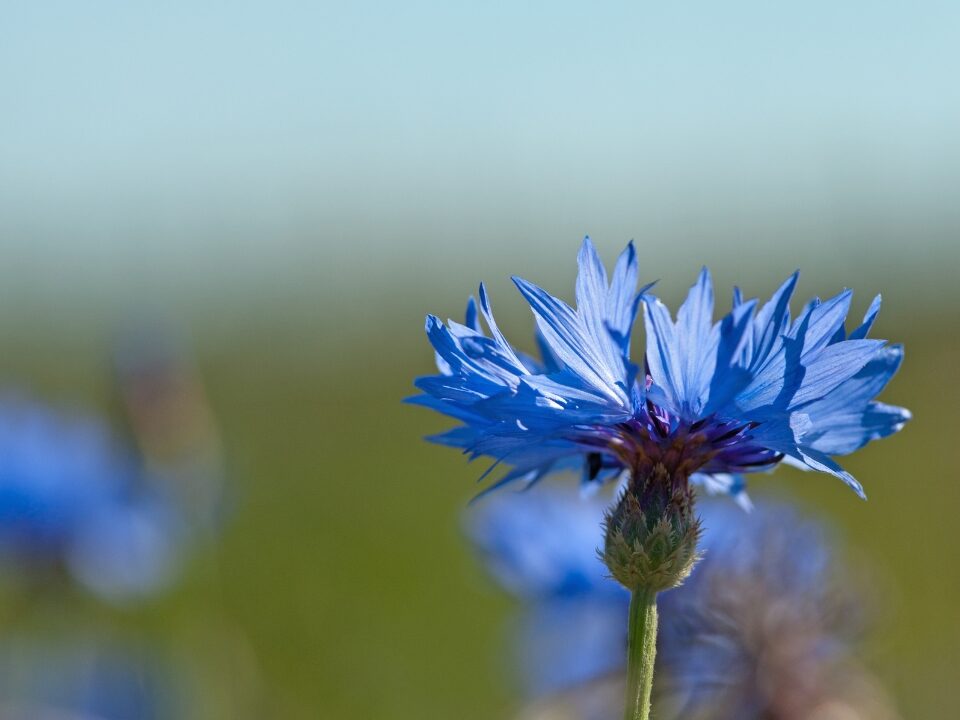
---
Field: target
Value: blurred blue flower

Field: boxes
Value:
[411,238,909,500]
[0,396,182,602]
[655,502,865,718]
[0,637,176,720]
[468,485,884,718]
[467,484,629,696]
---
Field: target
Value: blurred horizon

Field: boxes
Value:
[3,1,960,313]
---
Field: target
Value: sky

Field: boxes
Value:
[1,1,957,304]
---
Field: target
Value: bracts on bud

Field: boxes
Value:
[602,462,702,594]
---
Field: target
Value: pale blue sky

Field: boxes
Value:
[1,1,957,304]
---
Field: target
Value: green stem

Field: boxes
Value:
[624,586,658,720]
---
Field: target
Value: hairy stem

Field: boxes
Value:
[624,586,658,720]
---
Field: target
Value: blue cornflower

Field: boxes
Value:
[467,483,629,697]
[411,237,909,502]
[0,396,182,601]
[468,486,897,720]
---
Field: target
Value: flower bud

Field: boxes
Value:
[602,463,701,592]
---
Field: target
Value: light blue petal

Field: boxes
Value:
[735,336,885,413]
[642,296,684,412]
[795,448,866,499]
[575,238,630,389]
[789,339,887,408]
[404,393,487,424]
[643,270,718,417]
[704,299,757,414]
[748,271,799,369]
[848,294,882,340]
[606,240,640,348]
[801,345,903,416]
[414,375,498,404]
[795,289,853,360]
[478,283,527,370]
[534,326,564,373]
[678,268,718,413]
[805,402,911,455]
[513,275,629,407]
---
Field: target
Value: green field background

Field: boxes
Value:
[0,243,953,718]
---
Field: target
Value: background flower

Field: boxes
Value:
[467,482,628,696]
[468,483,900,719]
[0,395,182,602]
[0,636,177,720]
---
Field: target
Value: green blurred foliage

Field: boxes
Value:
[0,277,953,719]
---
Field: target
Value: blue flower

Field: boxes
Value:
[468,486,890,718]
[0,395,182,601]
[466,483,629,696]
[0,637,175,720]
[411,238,909,500]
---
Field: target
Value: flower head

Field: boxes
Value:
[411,238,909,501]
